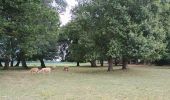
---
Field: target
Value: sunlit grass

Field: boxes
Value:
[0,65,170,100]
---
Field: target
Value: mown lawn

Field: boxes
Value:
[0,65,170,100]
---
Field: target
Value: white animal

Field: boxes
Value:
[38,68,51,73]
[30,68,39,74]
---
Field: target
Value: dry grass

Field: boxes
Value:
[0,65,170,100]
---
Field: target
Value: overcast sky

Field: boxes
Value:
[55,0,77,25]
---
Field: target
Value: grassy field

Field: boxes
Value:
[0,64,170,100]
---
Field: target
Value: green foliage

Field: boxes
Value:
[61,20,86,62]
[0,0,61,59]
[17,2,60,56]
[155,1,170,65]
[72,0,167,62]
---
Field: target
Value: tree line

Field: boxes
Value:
[60,0,170,71]
[0,0,169,71]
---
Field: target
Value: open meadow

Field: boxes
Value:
[0,64,170,100]
[1,0,170,100]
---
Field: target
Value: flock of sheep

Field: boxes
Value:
[30,66,68,74]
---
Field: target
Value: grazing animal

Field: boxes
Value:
[63,66,69,71]
[30,68,39,74]
[38,68,51,73]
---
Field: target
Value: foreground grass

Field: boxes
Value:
[0,65,170,100]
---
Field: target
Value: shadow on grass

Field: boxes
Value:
[0,65,149,77]
[0,66,58,71]
[71,66,149,77]
[0,66,33,70]
[73,67,129,74]
[71,66,107,68]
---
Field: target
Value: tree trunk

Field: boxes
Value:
[15,52,21,67]
[115,58,118,66]
[15,60,20,67]
[122,57,128,70]
[20,52,28,69]
[3,56,10,70]
[77,62,80,66]
[0,61,3,67]
[90,60,97,67]
[107,56,113,71]
[10,37,14,67]
[21,59,28,69]
[20,51,28,69]
[100,59,104,66]
[4,61,10,70]
[39,57,46,68]
[10,59,14,67]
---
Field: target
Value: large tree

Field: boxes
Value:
[71,0,166,71]
[0,0,63,69]
[155,1,170,65]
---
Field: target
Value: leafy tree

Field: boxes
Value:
[0,0,63,69]
[72,0,167,71]
[61,14,101,67]
[61,20,87,66]
[16,1,61,68]
[155,1,170,65]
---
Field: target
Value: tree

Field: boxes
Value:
[72,0,166,71]
[61,20,87,66]
[0,0,62,69]
[155,1,170,65]
[106,0,166,69]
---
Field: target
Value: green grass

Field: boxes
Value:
[0,65,170,100]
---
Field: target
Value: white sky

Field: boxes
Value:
[52,0,77,25]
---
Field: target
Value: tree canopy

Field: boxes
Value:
[61,0,168,71]
[0,0,64,69]
[0,0,169,71]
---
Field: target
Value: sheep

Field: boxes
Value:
[30,68,39,74]
[38,68,51,73]
[63,66,69,71]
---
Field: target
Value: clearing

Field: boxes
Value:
[0,65,170,100]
